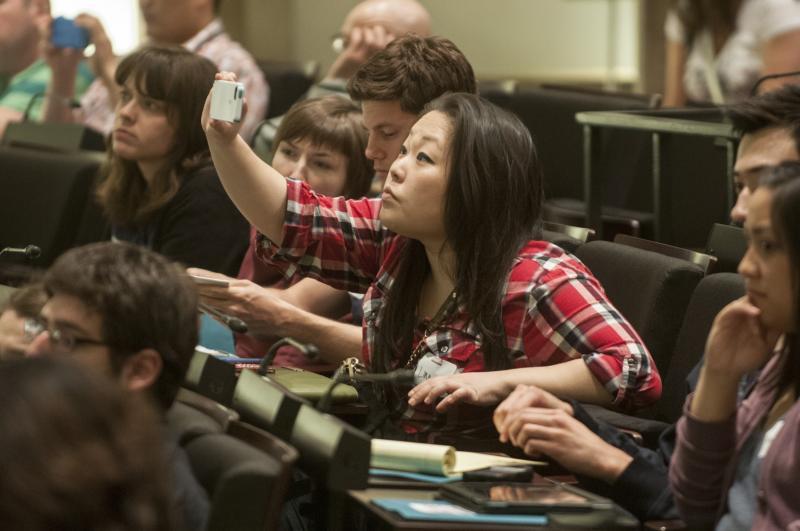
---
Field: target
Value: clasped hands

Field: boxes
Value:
[408,374,632,481]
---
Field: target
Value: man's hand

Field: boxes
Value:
[494,385,632,482]
[75,14,115,82]
[327,24,394,80]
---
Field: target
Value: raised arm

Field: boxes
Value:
[202,72,287,243]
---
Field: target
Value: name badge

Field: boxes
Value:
[414,352,459,382]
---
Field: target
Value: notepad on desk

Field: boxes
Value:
[370,439,545,478]
[372,499,548,526]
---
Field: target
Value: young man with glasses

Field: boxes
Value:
[25,241,209,531]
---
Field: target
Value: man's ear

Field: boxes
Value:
[119,348,163,393]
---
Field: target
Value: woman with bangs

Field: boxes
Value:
[192,96,374,366]
[97,45,248,276]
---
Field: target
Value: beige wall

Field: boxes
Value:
[224,0,641,85]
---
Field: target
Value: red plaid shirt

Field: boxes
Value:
[257,180,662,438]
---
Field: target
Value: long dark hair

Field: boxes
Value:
[96,45,217,225]
[373,93,544,373]
[672,0,743,47]
[760,161,800,394]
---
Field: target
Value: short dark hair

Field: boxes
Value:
[375,93,543,373]
[0,357,173,530]
[42,242,198,410]
[726,84,800,153]
[347,34,477,114]
[274,96,372,198]
[97,45,217,225]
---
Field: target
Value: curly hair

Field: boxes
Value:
[347,34,477,114]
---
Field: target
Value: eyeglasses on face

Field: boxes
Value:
[24,316,109,352]
[330,32,348,53]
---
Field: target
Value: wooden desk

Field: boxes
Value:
[347,478,640,530]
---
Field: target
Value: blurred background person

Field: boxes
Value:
[664,0,800,106]
[253,0,431,156]
[0,283,46,359]
[42,0,267,140]
[0,0,92,137]
[0,357,174,531]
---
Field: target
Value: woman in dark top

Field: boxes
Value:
[96,45,248,276]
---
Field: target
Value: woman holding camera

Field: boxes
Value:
[203,73,660,441]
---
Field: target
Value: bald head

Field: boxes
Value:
[342,0,431,39]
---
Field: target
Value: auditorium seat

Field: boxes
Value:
[705,223,747,273]
[575,240,704,377]
[185,432,289,531]
[167,388,240,445]
[227,420,300,528]
[615,234,717,274]
[541,221,595,253]
[583,273,744,447]
[0,147,105,271]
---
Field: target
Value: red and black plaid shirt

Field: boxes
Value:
[257,180,662,437]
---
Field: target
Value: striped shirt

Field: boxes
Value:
[0,59,93,121]
[257,179,662,438]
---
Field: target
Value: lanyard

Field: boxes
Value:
[404,289,458,369]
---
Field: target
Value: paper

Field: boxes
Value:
[370,439,545,477]
[453,451,546,473]
[371,439,457,476]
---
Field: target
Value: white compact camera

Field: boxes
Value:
[210,79,245,123]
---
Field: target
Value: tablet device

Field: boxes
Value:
[439,481,614,514]
[190,274,230,287]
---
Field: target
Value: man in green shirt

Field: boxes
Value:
[0,0,92,137]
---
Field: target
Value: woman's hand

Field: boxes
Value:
[703,297,779,380]
[189,268,291,338]
[202,72,248,145]
[407,371,514,412]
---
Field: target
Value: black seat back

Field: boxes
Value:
[0,147,105,268]
[658,273,744,423]
[575,240,704,378]
[185,432,285,531]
